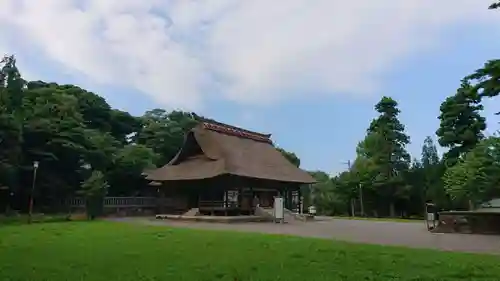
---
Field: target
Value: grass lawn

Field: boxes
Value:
[0,214,70,226]
[1,222,499,280]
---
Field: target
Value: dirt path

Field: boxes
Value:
[110,217,500,255]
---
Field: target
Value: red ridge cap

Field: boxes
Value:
[202,122,272,143]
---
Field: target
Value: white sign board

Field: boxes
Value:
[308,205,316,215]
[427,213,435,221]
[273,197,284,220]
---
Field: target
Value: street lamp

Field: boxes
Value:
[28,161,39,224]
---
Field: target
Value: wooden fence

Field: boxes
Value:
[69,197,160,208]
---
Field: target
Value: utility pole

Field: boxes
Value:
[343,160,365,217]
[342,160,355,217]
[359,181,365,217]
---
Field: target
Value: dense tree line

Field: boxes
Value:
[310,84,498,217]
[1,2,499,217]
[310,3,500,217]
[0,56,304,214]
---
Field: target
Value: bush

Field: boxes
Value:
[79,171,108,220]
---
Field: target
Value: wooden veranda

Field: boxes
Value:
[155,175,304,216]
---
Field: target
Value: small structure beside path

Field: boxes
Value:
[433,199,500,234]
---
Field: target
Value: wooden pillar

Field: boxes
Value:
[298,186,302,214]
[159,185,165,214]
[283,188,288,210]
[309,184,314,206]
[224,189,228,208]
[287,188,291,211]
[238,186,242,215]
[224,189,228,216]
[250,186,254,215]
[197,188,201,210]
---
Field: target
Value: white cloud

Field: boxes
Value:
[0,0,498,109]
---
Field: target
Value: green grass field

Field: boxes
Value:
[0,222,499,281]
[0,214,70,226]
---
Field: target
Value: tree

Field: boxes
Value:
[0,54,325,219]
[489,1,500,9]
[329,172,355,215]
[443,137,500,209]
[349,155,379,216]
[1,56,24,110]
[109,110,142,144]
[0,56,24,211]
[357,97,411,217]
[405,159,425,215]
[421,136,439,167]
[1,69,147,211]
[79,170,109,220]
[419,136,448,208]
[277,147,300,167]
[404,137,447,215]
[466,60,500,115]
[309,171,348,216]
[135,109,197,166]
[436,80,486,166]
[107,144,158,196]
[21,84,89,209]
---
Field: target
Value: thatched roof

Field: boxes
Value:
[145,119,316,184]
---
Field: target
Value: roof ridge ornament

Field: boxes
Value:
[196,117,272,143]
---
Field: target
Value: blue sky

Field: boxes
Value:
[1,1,499,174]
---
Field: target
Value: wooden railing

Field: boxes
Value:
[199,200,239,209]
[68,197,85,207]
[69,197,159,208]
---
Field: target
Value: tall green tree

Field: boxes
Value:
[360,96,411,217]
[136,109,197,166]
[21,84,89,209]
[466,60,500,115]
[18,81,149,210]
[109,109,142,144]
[405,159,425,215]
[443,137,500,208]
[348,151,379,216]
[436,80,486,166]
[330,171,357,215]
[0,55,330,217]
[420,137,448,208]
[27,82,142,142]
[310,171,348,216]
[421,136,439,167]
[107,144,158,196]
[0,56,24,210]
[406,136,448,212]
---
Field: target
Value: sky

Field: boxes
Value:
[1,0,500,175]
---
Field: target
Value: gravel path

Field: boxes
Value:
[109,217,500,255]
